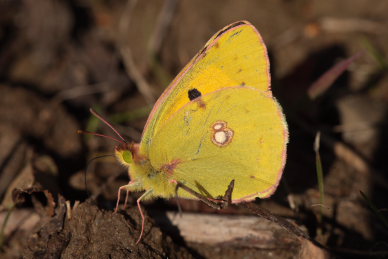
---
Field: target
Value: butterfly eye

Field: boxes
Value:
[121,150,133,164]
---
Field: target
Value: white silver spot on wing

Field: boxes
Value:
[211,120,234,147]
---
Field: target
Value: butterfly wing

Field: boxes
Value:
[148,86,288,201]
[141,21,270,155]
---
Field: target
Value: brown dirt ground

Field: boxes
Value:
[1,0,388,258]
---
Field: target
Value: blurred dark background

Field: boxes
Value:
[0,0,388,258]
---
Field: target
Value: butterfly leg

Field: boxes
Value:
[136,189,153,244]
[174,188,183,216]
[123,190,130,209]
[173,179,235,210]
[204,179,235,208]
[115,180,140,213]
[115,185,127,213]
[168,179,183,215]
[220,179,235,208]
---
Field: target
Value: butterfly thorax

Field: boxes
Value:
[115,143,178,199]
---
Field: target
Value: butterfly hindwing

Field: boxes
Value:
[148,86,288,200]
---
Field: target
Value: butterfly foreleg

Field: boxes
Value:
[115,180,142,212]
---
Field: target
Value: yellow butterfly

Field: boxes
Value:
[93,20,288,243]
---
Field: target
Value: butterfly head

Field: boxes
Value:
[115,143,145,167]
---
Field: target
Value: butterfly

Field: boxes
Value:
[91,20,288,244]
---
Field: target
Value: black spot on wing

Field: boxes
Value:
[215,21,247,39]
[188,88,202,101]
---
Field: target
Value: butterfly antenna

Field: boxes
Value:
[77,130,127,145]
[84,154,115,198]
[89,108,128,144]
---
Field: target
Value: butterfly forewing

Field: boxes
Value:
[141,21,270,155]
